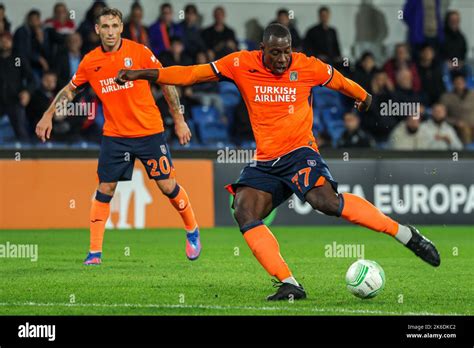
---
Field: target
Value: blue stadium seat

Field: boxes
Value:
[191,106,228,144]
[320,107,345,145]
[312,86,342,110]
[0,115,16,143]
[219,81,241,132]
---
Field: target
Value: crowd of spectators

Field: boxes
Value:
[0,1,473,151]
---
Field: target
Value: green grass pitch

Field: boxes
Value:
[0,226,472,315]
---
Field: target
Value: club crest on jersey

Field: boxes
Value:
[124,57,133,68]
[289,71,298,81]
[307,159,317,167]
[160,145,167,154]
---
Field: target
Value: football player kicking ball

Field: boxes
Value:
[116,23,440,300]
[35,8,202,265]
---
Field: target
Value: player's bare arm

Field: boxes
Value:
[116,64,218,86]
[35,83,78,142]
[161,84,191,145]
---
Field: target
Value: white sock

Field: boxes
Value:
[282,276,299,286]
[395,224,412,245]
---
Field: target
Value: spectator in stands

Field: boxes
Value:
[44,2,76,61]
[384,43,421,92]
[402,0,443,58]
[185,51,225,119]
[388,114,424,150]
[418,103,463,150]
[26,70,58,132]
[28,70,84,142]
[441,10,468,72]
[123,1,149,46]
[440,73,474,144]
[352,51,377,92]
[158,36,192,67]
[337,112,374,148]
[393,67,424,105]
[271,8,301,51]
[417,44,445,106]
[0,3,11,35]
[13,9,51,80]
[360,69,398,143]
[201,6,237,59]
[44,2,75,35]
[54,32,82,88]
[303,6,341,66]
[77,1,106,55]
[149,3,182,56]
[178,4,206,61]
[0,33,35,141]
[244,18,263,50]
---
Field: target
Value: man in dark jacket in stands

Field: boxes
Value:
[0,32,36,141]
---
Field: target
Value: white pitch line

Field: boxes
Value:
[0,302,467,316]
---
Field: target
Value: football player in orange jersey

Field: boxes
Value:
[35,8,202,265]
[116,23,440,300]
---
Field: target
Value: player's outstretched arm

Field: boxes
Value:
[116,64,218,87]
[325,68,372,112]
[161,84,192,145]
[35,83,77,143]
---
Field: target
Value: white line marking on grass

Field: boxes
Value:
[0,302,466,316]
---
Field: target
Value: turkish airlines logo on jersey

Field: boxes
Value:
[254,85,297,103]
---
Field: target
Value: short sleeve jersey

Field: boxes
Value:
[71,39,164,137]
[211,50,333,160]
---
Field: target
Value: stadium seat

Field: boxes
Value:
[321,107,345,145]
[191,105,228,145]
[312,87,342,110]
[219,81,241,132]
[0,115,16,143]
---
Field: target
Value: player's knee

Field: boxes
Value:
[157,178,177,196]
[309,194,339,216]
[233,202,256,228]
[98,182,117,197]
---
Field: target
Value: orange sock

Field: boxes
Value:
[340,193,398,236]
[89,198,110,252]
[167,185,197,231]
[242,223,292,281]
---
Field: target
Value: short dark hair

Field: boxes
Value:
[277,8,289,17]
[131,1,142,12]
[96,7,123,24]
[27,9,41,19]
[184,4,197,15]
[263,23,291,43]
[451,71,466,81]
[319,6,329,15]
[161,3,171,12]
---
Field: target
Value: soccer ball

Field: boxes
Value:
[345,260,385,299]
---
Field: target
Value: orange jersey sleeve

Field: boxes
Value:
[325,68,367,101]
[156,64,218,85]
[210,51,242,80]
[140,44,163,69]
[307,56,334,87]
